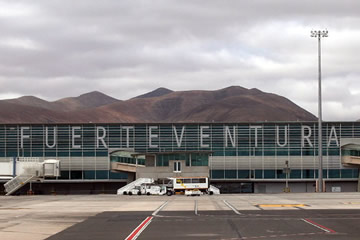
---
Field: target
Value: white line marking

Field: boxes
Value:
[301,218,336,233]
[195,200,199,216]
[223,200,242,215]
[152,201,168,216]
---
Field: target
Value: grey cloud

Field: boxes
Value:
[0,0,359,120]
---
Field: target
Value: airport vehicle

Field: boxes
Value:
[185,189,202,196]
[142,184,167,195]
[171,177,209,195]
[118,177,219,196]
[122,181,167,195]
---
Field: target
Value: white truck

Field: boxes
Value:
[127,184,167,196]
[121,177,220,196]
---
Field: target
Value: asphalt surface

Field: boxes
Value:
[45,209,360,240]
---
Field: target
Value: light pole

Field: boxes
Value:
[311,29,328,192]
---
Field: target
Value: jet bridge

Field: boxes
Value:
[341,138,360,192]
[2,158,60,195]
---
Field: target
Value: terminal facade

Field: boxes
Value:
[0,122,360,194]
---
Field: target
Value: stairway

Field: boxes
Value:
[4,174,35,196]
[209,185,221,194]
[117,178,154,195]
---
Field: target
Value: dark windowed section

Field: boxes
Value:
[342,149,360,156]
[211,170,224,179]
[84,170,95,179]
[238,170,250,179]
[303,169,315,179]
[290,170,301,179]
[191,153,208,166]
[225,170,237,179]
[264,170,275,179]
[277,170,286,179]
[70,171,82,180]
[329,169,340,178]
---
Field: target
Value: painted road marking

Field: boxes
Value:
[302,218,336,233]
[343,202,360,205]
[223,200,242,215]
[125,216,153,240]
[194,200,199,216]
[152,201,168,216]
[125,201,168,240]
[257,204,306,208]
[240,232,326,239]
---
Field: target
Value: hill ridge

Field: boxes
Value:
[0,86,316,123]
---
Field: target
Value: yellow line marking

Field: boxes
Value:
[258,204,306,208]
[343,202,360,205]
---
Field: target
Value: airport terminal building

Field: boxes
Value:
[1,122,360,194]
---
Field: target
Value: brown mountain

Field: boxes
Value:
[133,87,173,99]
[53,91,119,111]
[6,96,55,110]
[0,86,316,123]
[4,91,119,112]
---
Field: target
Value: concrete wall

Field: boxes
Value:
[325,181,357,192]
[254,182,315,193]
[254,181,358,193]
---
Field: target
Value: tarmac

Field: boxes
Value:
[1,193,360,240]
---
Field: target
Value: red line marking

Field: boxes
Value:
[125,216,153,240]
[304,218,336,233]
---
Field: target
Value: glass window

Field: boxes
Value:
[211,170,224,179]
[173,161,181,172]
[277,169,286,179]
[70,171,82,179]
[199,178,206,183]
[96,170,108,179]
[329,169,340,178]
[191,153,209,166]
[290,170,301,179]
[264,170,275,179]
[183,178,191,183]
[255,170,263,179]
[84,170,95,179]
[59,171,70,180]
[303,169,314,179]
[341,169,354,178]
[238,170,250,179]
[225,170,237,179]
[192,178,200,183]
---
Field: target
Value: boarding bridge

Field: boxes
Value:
[111,162,144,173]
[341,139,360,166]
[117,178,154,195]
[2,158,60,195]
[341,139,360,192]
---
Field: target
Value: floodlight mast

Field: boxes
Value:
[311,30,328,192]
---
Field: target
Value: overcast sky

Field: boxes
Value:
[0,0,359,121]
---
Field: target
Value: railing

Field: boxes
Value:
[117,178,154,195]
[4,174,35,196]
